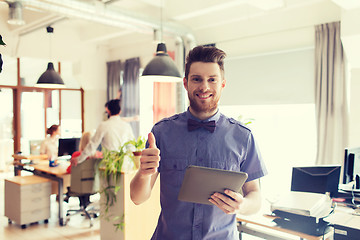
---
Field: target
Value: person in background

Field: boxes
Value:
[40,124,61,160]
[66,131,102,173]
[130,45,267,239]
[71,99,134,166]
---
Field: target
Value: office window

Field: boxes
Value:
[20,91,45,155]
[61,90,82,138]
[219,104,317,197]
[0,88,14,171]
[0,56,84,154]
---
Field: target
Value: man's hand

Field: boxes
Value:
[130,132,160,205]
[209,190,244,214]
[139,132,160,176]
[70,156,79,167]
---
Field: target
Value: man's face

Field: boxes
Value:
[183,62,226,119]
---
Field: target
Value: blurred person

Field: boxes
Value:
[40,124,60,160]
[71,99,134,166]
[66,131,102,173]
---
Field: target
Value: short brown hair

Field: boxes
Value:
[184,45,226,79]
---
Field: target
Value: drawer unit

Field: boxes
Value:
[5,175,51,228]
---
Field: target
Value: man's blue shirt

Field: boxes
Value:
[150,109,267,240]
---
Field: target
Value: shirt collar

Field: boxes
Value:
[186,107,221,123]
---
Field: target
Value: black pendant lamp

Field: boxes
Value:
[141,43,182,81]
[141,0,182,82]
[35,26,65,88]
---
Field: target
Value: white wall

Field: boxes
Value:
[341,7,360,148]
[221,48,314,106]
[349,68,360,147]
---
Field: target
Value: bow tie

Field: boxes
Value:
[187,119,216,133]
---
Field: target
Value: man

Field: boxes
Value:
[130,46,267,239]
[71,99,134,166]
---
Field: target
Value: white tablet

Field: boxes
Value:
[178,165,248,205]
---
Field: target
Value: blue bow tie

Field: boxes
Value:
[187,119,216,133]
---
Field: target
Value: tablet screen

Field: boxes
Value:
[178,165,248,205]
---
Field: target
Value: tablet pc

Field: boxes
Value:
[178,165,248,205]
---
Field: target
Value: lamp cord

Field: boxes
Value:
[160,0,163,43]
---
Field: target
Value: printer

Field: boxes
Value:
[270,191,334,236]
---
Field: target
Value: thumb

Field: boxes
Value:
[147,132,157,148]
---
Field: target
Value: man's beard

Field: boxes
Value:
[188,93,219,115]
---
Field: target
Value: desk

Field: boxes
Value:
[12,155,70,226]
[325,204,360,239]
[237,214,332,240]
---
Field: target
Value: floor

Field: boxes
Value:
[0,166,263,240]
[0,167,101,240]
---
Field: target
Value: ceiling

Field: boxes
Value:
[0,0,358,61]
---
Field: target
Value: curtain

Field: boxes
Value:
[106,60,122,101]
[153,82,176,124]
[121,57,140,137]
[314,21,349,165]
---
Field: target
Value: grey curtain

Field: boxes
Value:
[106,60,122,101]
[121,57,140,137]
[314,21,348,165]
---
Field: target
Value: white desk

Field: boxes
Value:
[12,155,70,226]
[237,213,332,240]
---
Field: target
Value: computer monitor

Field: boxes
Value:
[58,138,80,156]
[343,147,360,189]
[291,165,341,197]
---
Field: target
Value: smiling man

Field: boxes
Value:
[130,46,267,240]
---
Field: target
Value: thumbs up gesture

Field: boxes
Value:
[139,132,160,176]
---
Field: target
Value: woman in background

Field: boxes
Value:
[40,124,61,160]
[66,131,102,173]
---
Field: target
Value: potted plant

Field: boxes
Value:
[98,137,146,233]
[124,136,146,169]
[98,144,134,232]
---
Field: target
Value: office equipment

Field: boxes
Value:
[237,212,333,240]
[58,138,80,156]
[271,165,338,237]
[334,224,360,240]
[5,175,51,229]
[343,147,360,189]
[325,205,360,240]
[291,165,341,197]
[270,191,332,217]
[178,165,248,205]
[270,192,332,236]
[272,210,331,237]
[65,158,101,227]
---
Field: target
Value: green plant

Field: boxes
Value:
[99,144,133,231]
[125,136,146,152]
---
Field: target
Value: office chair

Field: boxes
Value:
[65,157,101,227]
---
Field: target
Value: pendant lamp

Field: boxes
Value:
[140,0,182,82]
[35,26,65,88]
